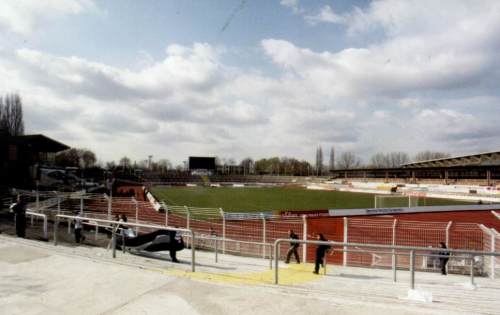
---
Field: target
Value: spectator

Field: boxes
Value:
[74,212,85,243]
[169,228,184,263]
[285,229,300,264]
[11,196,27,238]
[313,234,330,274]
[438,242,450,275]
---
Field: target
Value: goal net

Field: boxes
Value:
[374,194,424,208]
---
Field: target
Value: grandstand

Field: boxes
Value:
[4,187,499,277]
[330,150,500,186]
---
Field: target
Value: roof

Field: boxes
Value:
[7,134,69,152]
[402,150,500,168]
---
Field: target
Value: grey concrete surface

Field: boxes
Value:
[1,235,499,315]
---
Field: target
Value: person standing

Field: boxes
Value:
[11,196,27,238]
[313,234,330,274]
[169,229,184,263]
[438,242,450,275]
[285,229,300,264]
[74,212,85,243]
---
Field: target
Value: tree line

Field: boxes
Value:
[0,93,24,136]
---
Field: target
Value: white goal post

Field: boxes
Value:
[374,194,425,208]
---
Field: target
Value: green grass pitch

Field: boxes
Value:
[151,186,470,212]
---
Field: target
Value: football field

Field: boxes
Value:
[151,186,470,212]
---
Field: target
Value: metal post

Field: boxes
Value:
[80,194,84,216]
[392,219,397,282]
[410,250,415,290]
[445,221,452,247]
[185,206,190,248]
[163,202,169,226]
[95,222,99,240]
[446,221,452,275]
[491,230,496,279]
[215,236,218,263]
[269,245,273,270]
[107,192,112,220]
[67,218,71,234]
[191,232,196,272]
[262,214,266,258]
[42,215,48,240]
[393,253,398,283]
[53,216,59,246]
[57,195,61,215]
[133,197,139,234]
[343,217,348,266]
[185,206,190,230]
[112,226,116,258]
[302,215,307,262]
[220,208,226,254]
[274,242,280,284]
[122,233,126,253]
[324,253,327,275]
[470,254,475,286]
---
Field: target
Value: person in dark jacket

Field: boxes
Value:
[11,196,27,238]
[285,229,300,264]
[168,229,184,263]
[438,242,450,275]
[314,233,330,274]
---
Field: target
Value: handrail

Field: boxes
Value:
[54,214,196,272]
[26,211,48,239]
[273,239,500,288]
[194,235,273,269]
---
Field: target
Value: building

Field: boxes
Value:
[0,134,69,187]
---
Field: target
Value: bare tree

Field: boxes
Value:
[81,149,96,168]
[388,152,410,167]
[336,151,361,169]
[370,152,410,168]
[119,156,131,168]
[414,151,451,162]
[0,93,25,136]
[55,148,96,168]
[315,146,323,175]
[329,146,335,171]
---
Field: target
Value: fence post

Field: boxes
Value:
[492,230,496,279]
[302,215,307,263]
[107,191,112,220]
[185,206,190,248]
[133,197,139,234]
[185,206,190,230]
[470,254,475,286]
[80,193,84,216]
[220,208,226,254]
[53,216,59,245]
[446,221,452,275]
[445,221,452,247]
[343,217,348,266]
[57,194,61,215]
[262,214,266,258]
[392,219,397,282]
[410,250,415,290]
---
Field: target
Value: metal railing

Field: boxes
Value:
[53,214,196,272]
[273,239,500,288]
[194,235,273,269]
[26,211,48,239]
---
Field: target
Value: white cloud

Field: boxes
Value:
[2,1,500,163]
[279,0,302,14]
[0,0,97,35]
[305,5,346,25]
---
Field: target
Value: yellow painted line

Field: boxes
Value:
[164,263,322,286]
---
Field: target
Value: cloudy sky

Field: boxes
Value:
[1,0,499,166]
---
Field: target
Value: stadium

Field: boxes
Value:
[2,151,500,309]
[2,1,500,314]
